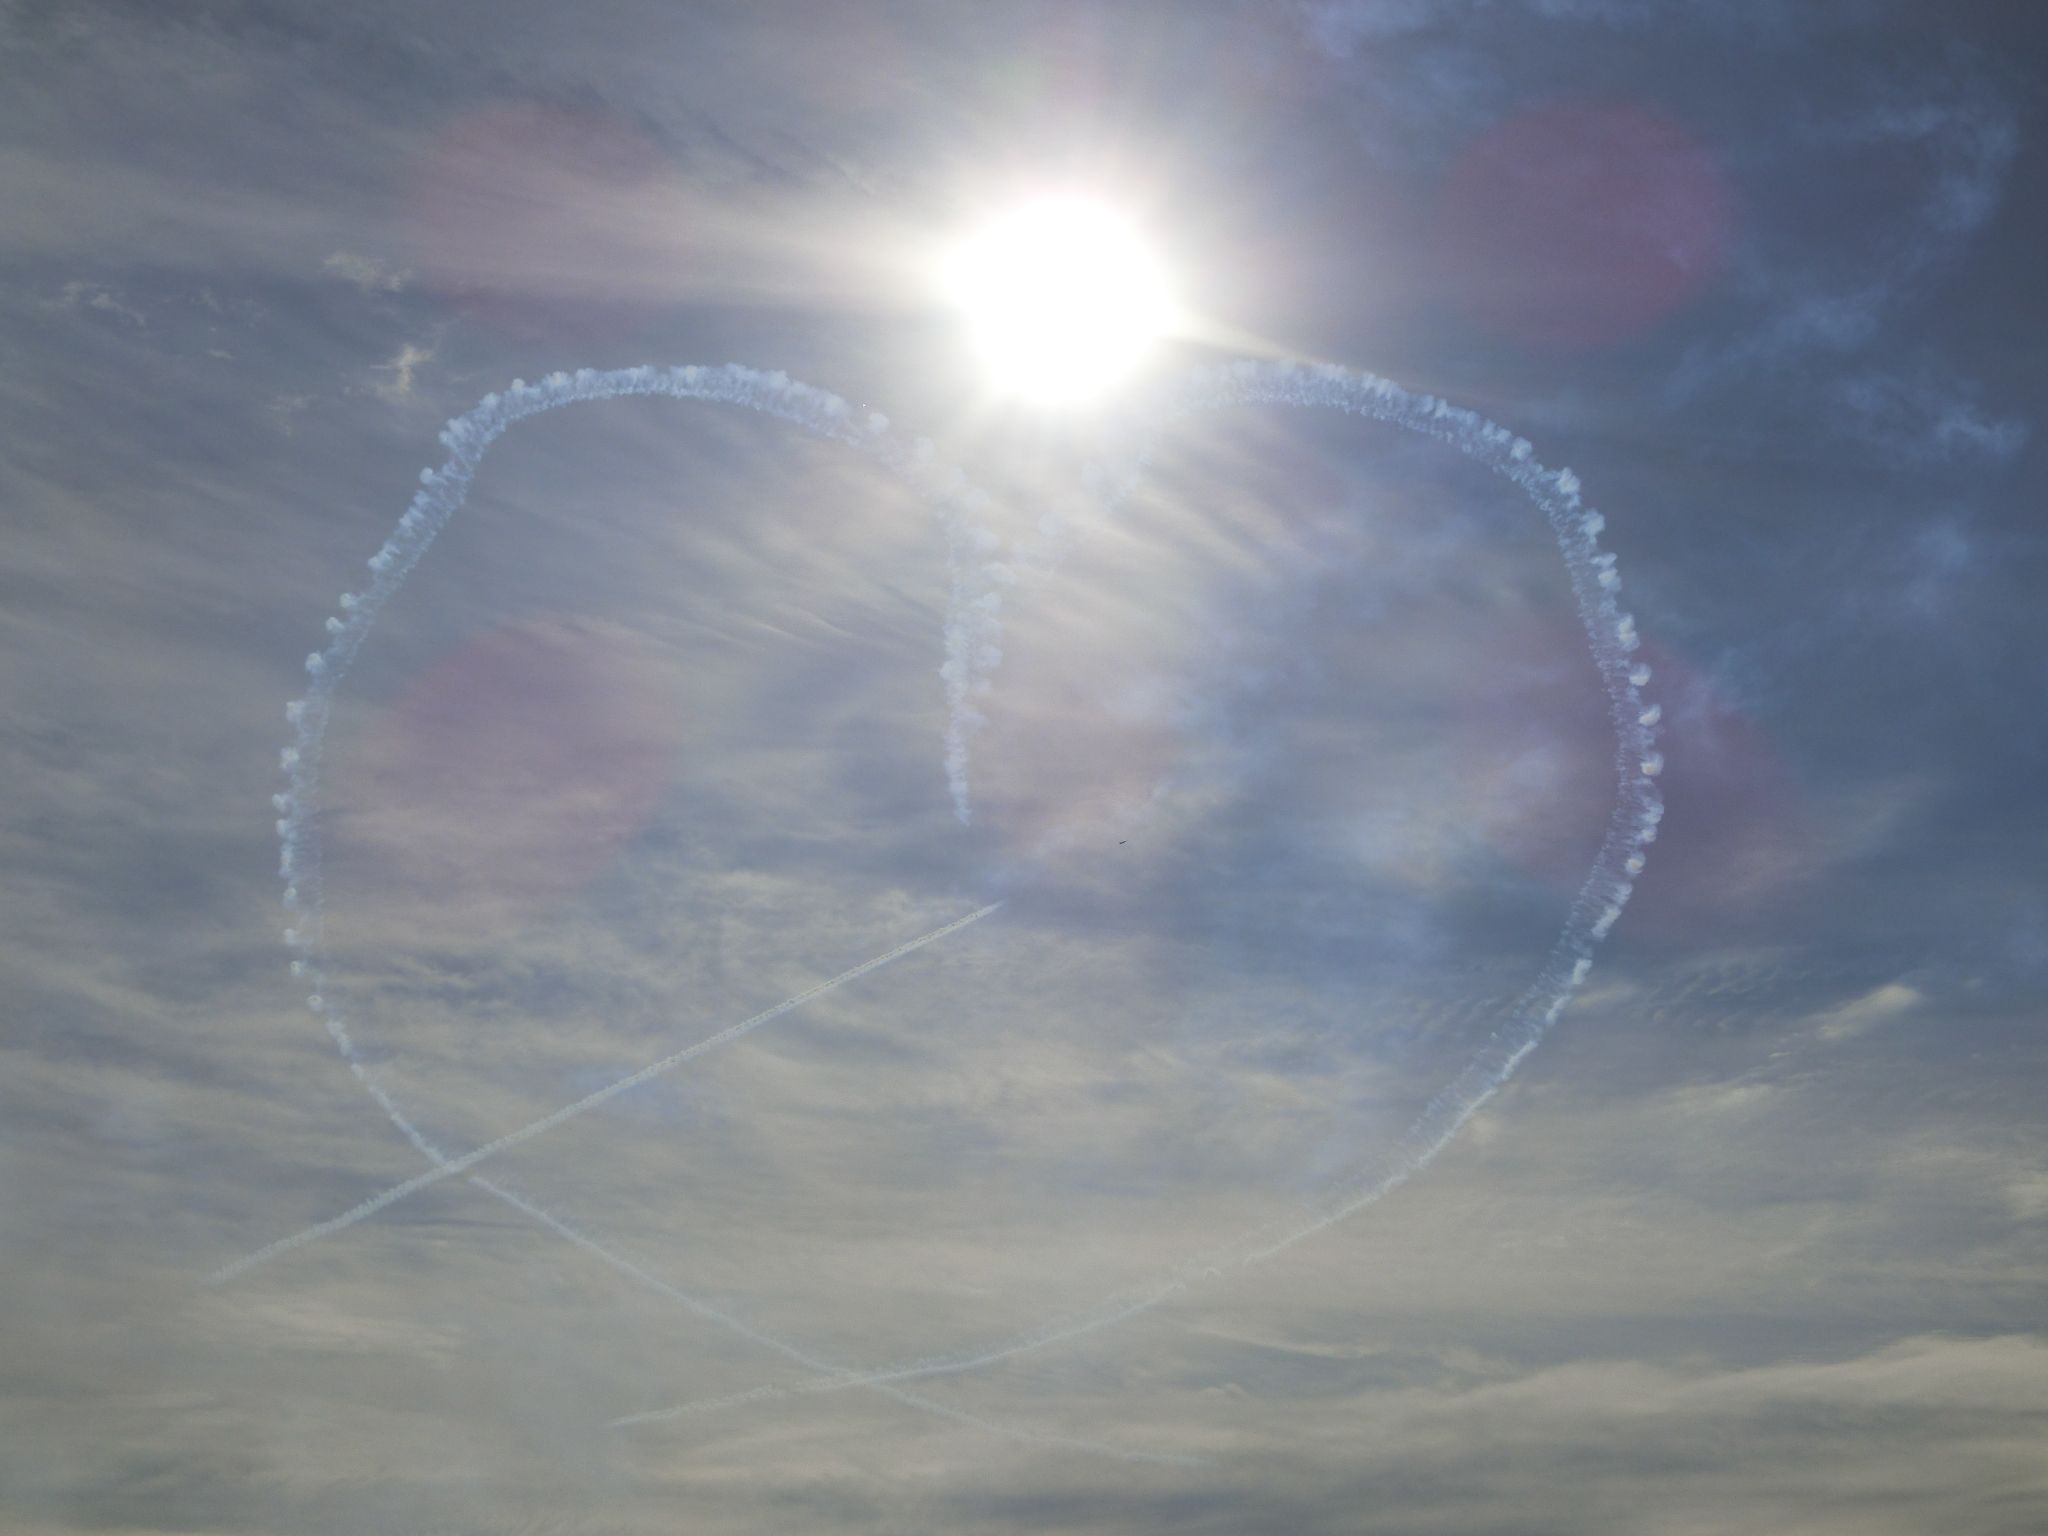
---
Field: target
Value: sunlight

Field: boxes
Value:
[939,194,1177,407]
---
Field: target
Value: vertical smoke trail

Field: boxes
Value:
[629,357,1665,1423]
[917,441,1008,824]
[242,366,1116,1458]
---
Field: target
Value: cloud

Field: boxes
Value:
[1811,980,1921,1041]
[321,250,409,294]
[367,338,434,403]
[940,1332,2048,1536]
[1293,2,2026,466]
[39,278,146,327]
[1302,0,1842,61]
[0,5,2041,1532]
[2007,1173,2048,1224]
[266,392,313,434]
[1274,1333,2048,1535]
[1662,74,2022,458]
[1834,365,2030,465]
[1302,0,1737,57]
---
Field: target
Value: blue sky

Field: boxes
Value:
[2,4,2044,1533]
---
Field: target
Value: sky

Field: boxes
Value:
[2,2,2045,1533]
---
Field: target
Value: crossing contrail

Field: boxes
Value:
[210,900,1003,1287]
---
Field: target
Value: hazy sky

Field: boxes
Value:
[3,4,2045,1533]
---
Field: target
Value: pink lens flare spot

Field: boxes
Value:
[1433,100,1734,350]
[406,100,676,340]
[326,613,687,939]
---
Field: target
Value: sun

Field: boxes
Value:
[939,194,1177,407]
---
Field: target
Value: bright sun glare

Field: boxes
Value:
[940,195,1176,407]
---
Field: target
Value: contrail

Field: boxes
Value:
[210,901,1003,1287]
[624,357,1667,1427]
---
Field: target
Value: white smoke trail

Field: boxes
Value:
[268,370,988,976]
[209,900,1003,1287]
[611,1280,1193,1422]
[243,365,1001,1286]
[476,1178,1200,1466]
[228,365,1144,1459]
[628,357,1666,1423]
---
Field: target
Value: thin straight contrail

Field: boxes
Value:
[209,901,1003,1287]
[622,356,1667,1432]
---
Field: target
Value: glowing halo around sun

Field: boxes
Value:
[939,194,1178,406]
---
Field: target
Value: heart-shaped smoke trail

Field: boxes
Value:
[617,358,1665,1426]
[226,358,1660,1460]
